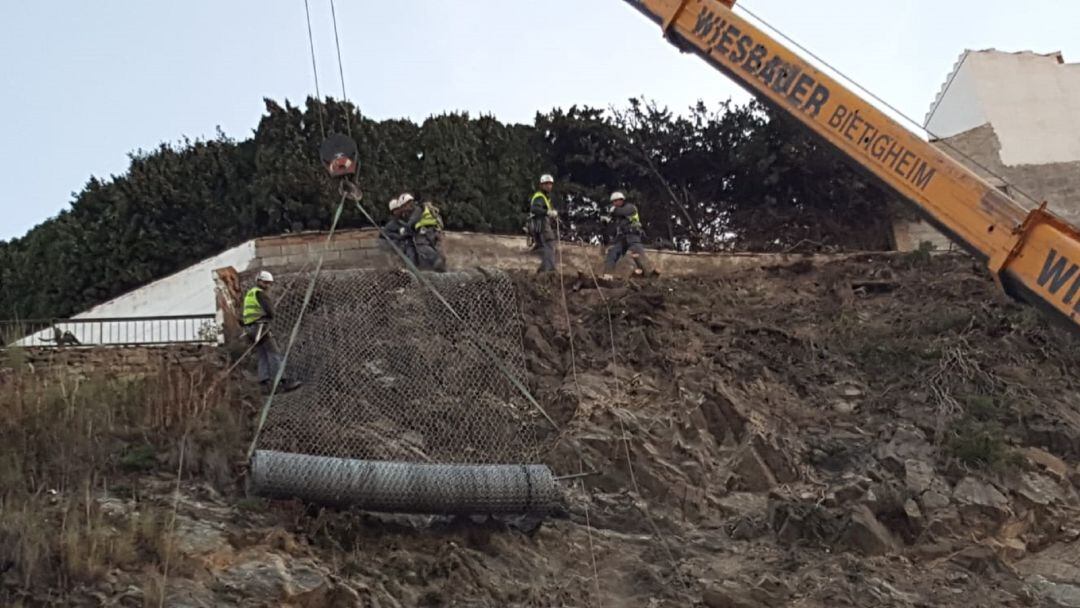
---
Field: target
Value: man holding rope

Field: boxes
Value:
[242,271,301,394]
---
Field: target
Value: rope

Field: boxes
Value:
[246,195,348,461]
[302,0,326,139]
[584,263,687,595]
[737,2,1044,209]
[328,0,353,140]
[553,218,602,606]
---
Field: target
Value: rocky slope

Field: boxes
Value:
[4,253,1080,607]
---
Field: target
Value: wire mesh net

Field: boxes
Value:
[251,268,555,512]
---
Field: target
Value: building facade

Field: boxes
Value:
[894,49,1080,251]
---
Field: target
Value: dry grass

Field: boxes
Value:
[0,356,247,599]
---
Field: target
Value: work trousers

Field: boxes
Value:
[604,238,650,273]
[415,230,446,272]
[380,236,418,267]
[247,324,284,384]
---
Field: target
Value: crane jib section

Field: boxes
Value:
[688,7,937,193]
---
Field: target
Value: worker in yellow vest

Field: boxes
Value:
[400,193,446,272]
[602,192,657,280]
[529,174,558,273]
[242,271,301,394]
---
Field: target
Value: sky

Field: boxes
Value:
[1,0,1078,241]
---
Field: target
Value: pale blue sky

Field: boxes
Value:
[1,1,1077,241]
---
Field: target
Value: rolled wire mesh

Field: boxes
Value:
[252,451,559,514]
[251,268,555,514]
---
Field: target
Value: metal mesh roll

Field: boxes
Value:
[251,450,559,514]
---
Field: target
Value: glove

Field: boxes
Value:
[398,227,407,236]
[601,215,611,224]
[548,209,559,219]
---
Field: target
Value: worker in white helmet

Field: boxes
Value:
[241,271,301,394]
[379,194,418,266]
[602,191,656,280]
[529,174,558,273]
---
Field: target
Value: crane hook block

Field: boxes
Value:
[320,134,359,178]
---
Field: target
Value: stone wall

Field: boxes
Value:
[2,344,224,377]
[933,124,1080,226]
[252,228,866,277]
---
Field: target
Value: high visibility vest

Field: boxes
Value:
[242,287,265,326]
[629,209,642,230]
[532,191,553,211]
[414,203,442,230]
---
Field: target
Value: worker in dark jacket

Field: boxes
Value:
[380,195,419,266]
[602,191,656,279]
[529,174,558,273]
[401,193,447,272]
[242,271,300,394]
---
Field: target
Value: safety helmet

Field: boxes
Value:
[610,191,626,203]
[539,174,555,185]
[398,193,416,206]
[388,196,402,212]
[257,270,274,283]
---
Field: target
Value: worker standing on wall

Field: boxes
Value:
[602,192,657,280]
[380,195,419,266]
[242,271,301,394]
[529,174,558,273]
[402,193,447,272]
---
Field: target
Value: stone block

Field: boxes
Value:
[257,244,283,258]
[260,255,288,268]
[281,243,310,256]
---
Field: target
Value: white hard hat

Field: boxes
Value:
[610,191,626,202]
[257,270,274,283]
[388,196,402,212]
[539,174,554,185]
[398,193,415,205]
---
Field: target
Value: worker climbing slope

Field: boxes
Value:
[529,174,558,273]
[602,191,657,279]
[242,271,301,394]
[403,194,447,272]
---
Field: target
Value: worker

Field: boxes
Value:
[602,191,656,279]
[529,174,558,273]
[402,194,447,272]
[380,195,418,265]
[242,271,301,394]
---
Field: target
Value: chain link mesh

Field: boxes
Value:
[251,268,555,513]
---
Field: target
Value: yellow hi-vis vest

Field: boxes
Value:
[414,203,443,230]
[242,287,265,326]
[629,209,642,229]
[532,191,553,211]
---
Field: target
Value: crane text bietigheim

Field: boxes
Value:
[689,6,937,193]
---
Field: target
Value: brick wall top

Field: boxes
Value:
[251,228,907,276]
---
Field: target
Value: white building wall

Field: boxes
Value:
[926,50,1080,166]
[18,240,258,346]
[924,52,989,139]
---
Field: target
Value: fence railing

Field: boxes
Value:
[1,314,219,348]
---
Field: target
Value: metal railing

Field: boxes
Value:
[1,314,219,348]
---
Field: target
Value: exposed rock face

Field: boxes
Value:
[7,256,1080,607]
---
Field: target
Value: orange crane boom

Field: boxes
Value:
[624,0,1080,332]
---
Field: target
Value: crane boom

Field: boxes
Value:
[624,0,1080,333]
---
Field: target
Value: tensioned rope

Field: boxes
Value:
[737,1,1045,210]
[303,0,326,139]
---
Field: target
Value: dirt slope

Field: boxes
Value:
[5,253,1080,607]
